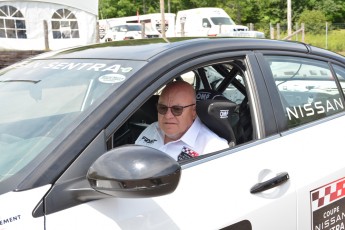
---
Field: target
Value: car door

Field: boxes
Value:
[258,52,345,230]
[41,50,301,230]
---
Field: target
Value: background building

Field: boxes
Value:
[0,0,98,50]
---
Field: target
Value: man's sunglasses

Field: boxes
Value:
[157,103,195,116]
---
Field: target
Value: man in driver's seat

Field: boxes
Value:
[135,80,228,161]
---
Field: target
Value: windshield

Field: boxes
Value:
[0,59,145,183]
[127,25,142,31]
[113,25,142,32]
[210,17,235,25]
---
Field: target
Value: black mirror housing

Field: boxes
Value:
[87,145,181,198]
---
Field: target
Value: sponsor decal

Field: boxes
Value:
[287,98,343,120]
[155,19,169,32]
[0,215,21,226]
[196,92,211,101]
[311,177,345,230]
[13,61,133,74]
[220,109,229,119]
[177,146,199,161]
[98,74,126,83]
[142,136,156,144]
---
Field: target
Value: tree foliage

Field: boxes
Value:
[98,0,345,26]
[298,10,327,34]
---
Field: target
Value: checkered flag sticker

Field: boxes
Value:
[177,146,199,161]
[311,177,345,211]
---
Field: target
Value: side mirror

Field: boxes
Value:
[87,145,181,198]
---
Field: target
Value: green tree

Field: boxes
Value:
[314,0,345,22]
[295,0,345,23]
[98,0,345,26]
[298,9,327,34]
[214,0,261,24]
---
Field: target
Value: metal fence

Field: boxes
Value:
[251,22,345,52]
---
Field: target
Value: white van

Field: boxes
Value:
[175,8,264,38]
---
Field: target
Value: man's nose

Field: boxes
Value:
[164,107,175,118]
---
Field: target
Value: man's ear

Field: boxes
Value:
[192,105,197,119]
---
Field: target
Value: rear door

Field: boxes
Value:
[258,53,345,230]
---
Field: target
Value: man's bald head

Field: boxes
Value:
[158,81,197,143]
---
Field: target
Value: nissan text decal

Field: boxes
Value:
[286,98,343,120]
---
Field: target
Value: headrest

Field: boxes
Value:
[196,94,237,146]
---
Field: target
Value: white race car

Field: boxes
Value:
[1,37,345,229]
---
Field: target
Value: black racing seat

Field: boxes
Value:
[126,95,159,145]
[196,90,237,146]
[130,95,159,125]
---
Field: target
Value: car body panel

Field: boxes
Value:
[45,133,298,229]
[0,185,49,229]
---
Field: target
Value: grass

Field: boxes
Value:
[287,29,345,55]
[306,29,345,54]
[338,51,345,56]
[271,28,345,55]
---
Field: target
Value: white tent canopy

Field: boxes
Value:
[38,0,98,15]
[0,0,98,50]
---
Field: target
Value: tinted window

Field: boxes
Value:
[333,64,345,96]
[210,17,235,25]
[265,56,344,128]
[127,25,142,31]
[202,18,211,28]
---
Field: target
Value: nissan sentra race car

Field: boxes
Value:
[1,37,345,229]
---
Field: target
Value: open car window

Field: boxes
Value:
[179,64,246,105]
[106,59,253,157]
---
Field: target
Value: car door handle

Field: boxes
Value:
[250,172,289,194]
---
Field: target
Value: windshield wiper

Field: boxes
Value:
[0,80,41,84]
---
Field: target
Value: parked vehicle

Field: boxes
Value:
[101,23,146,42]
[99,14,167,42]
[99,8,264,39]
[99,13,175,38]
[1,37,345,229]
[175,7,264,38]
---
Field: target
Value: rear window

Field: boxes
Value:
[264,55,345,128]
